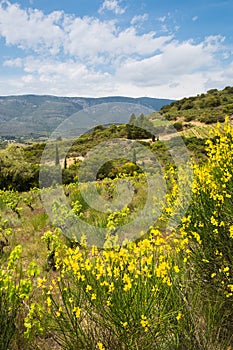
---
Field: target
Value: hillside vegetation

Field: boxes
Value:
[0,89,233,349]
[0,119,233,349]
[160,86,233,124]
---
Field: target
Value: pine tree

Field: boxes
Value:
[129,113,136,125]
[55,144,60,166]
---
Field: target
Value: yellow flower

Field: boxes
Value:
[91,293,97,300]
[46,296,52,307]
[140,315,149,332]
[97,342,105,350]
[229,226,233,238]
[56,306,62,317]
[176,312,182,321]
[121,321,128,328]
[86,285,92,292]
[73,306,81,319]
[123,273,132,292]
[108,282,114,294]
[106,297,112,306]
[37,277,47,289]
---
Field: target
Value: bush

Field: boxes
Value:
[0,246,39,350]
[173,122,183,131]
[183,118,233,339]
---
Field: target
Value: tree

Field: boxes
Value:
[64,157,67,170]
[129,113,136,124]
[0,144,38,191]
[55,144,60,166]
[137,113,145,126]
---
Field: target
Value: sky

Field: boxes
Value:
[0,0,233,99]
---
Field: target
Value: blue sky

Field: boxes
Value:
[0,0,233,98]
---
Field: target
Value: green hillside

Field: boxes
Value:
[160,86,233,124]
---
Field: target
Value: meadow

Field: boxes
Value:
[0,118,233,349]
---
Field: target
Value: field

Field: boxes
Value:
[0,119,233,350]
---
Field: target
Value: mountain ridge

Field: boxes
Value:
[0,94,174,138]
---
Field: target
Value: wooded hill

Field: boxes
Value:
[160,86,233,123]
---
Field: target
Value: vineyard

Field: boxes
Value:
[0,119,233,349]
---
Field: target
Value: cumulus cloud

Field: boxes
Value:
[98,0,125,15]
[115,38,217,88]
[0,1,231,98]
[0,2,171,62]
[0,2,64,54]
[2,56,114,96]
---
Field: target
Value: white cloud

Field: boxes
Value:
[59,17,171,62]
[158,16,167,23]
[131,13,148,26]
[1,56,114,96]
[3,57,23,68]
[98,0,125,15]
[0,2,232,99]
[0,2,64,54]
[192,16,198,21]
[0,2,168,62]
[115,38,217,86]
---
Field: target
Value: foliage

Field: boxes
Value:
[0,245,39,350]
[127,113,155,139]
[183,118,233,335]
[0,189,22,218]
[160,85,233,124]
[1,118,233,349]
[0,144,39,191]
[28,230,190,350]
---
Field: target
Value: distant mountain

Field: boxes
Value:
[0,95,174,139]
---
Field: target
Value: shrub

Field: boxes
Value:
[183,117,233,339]
[0,246,39,350]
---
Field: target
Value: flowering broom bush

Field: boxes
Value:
[182,117,233,342]
[25,227,196,350]
[0,245,39,350]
